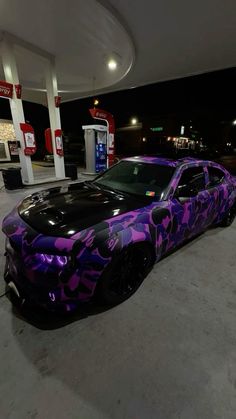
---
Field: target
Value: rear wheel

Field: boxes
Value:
[220,203,236,227]
[96,244,153,305]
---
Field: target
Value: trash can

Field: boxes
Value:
[65,164,78,180]
[2,167,24,190]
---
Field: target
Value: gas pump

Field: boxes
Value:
[89,108,115,167]
[82,124,108,174]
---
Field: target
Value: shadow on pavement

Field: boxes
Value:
[7,291,114,331]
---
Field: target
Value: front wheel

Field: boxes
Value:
[96,244,154,305]
[220,203,236,227]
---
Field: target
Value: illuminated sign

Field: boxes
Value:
[0,81,13,98]
[150,127,163,132]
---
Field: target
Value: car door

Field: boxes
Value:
[168,165,212,247]
[206,165,231,223]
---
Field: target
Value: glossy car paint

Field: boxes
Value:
[2,157,236,311]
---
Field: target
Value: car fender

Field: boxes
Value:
[85,222,158,270]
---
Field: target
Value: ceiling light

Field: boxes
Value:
[107,59,117,71]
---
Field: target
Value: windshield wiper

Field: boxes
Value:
[93,182,132,198]
[86,180,143,199]
[84,181,101,190]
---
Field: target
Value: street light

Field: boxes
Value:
[131,117,138,125]
[233,120,236,125]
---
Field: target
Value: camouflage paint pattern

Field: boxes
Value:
[2,157,236,311]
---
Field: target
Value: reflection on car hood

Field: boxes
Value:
[18,182,150,237]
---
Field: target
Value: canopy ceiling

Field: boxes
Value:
[0,0,235,104]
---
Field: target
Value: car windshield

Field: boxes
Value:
[94,160,174,199]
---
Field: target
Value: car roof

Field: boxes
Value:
[124,155,206,168]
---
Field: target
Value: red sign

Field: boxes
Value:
[89,108,115,166]
[55,96,61,107]
[45,128,53,153]
[0,80,13,99]
[89,108,115,134]
[15,84,22,99]
[20,123,37,156]
[55,129,64,156]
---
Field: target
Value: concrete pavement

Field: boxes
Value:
[0,176,236,419]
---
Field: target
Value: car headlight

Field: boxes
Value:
[36,253,69,267]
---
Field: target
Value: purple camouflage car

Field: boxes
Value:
[2,156,236,312]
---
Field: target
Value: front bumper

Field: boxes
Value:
[4,254,80,312]
[4,236,94,312]
[2,208,105,312]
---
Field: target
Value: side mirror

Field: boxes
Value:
[176,185,198,199]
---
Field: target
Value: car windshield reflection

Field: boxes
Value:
[94,160,174,199]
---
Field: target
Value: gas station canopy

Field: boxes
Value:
[0,0,236,104]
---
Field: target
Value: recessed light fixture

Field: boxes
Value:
[107,59,117,71]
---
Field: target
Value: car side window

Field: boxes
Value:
[207,166,225,187]
[177,166,206,192]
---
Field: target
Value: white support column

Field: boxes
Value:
[1,38,34,183]
[45,60,65,179]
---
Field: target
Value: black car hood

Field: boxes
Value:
[18,182,150,237]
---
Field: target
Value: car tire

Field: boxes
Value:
[220,203,236,227]
[95,243,154,306]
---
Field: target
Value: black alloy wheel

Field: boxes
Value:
[220,203,236,227]
[96,244,153,305]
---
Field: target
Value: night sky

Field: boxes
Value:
[61,67,236,146]
[62,67,236,123]
[1,67,236,149]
